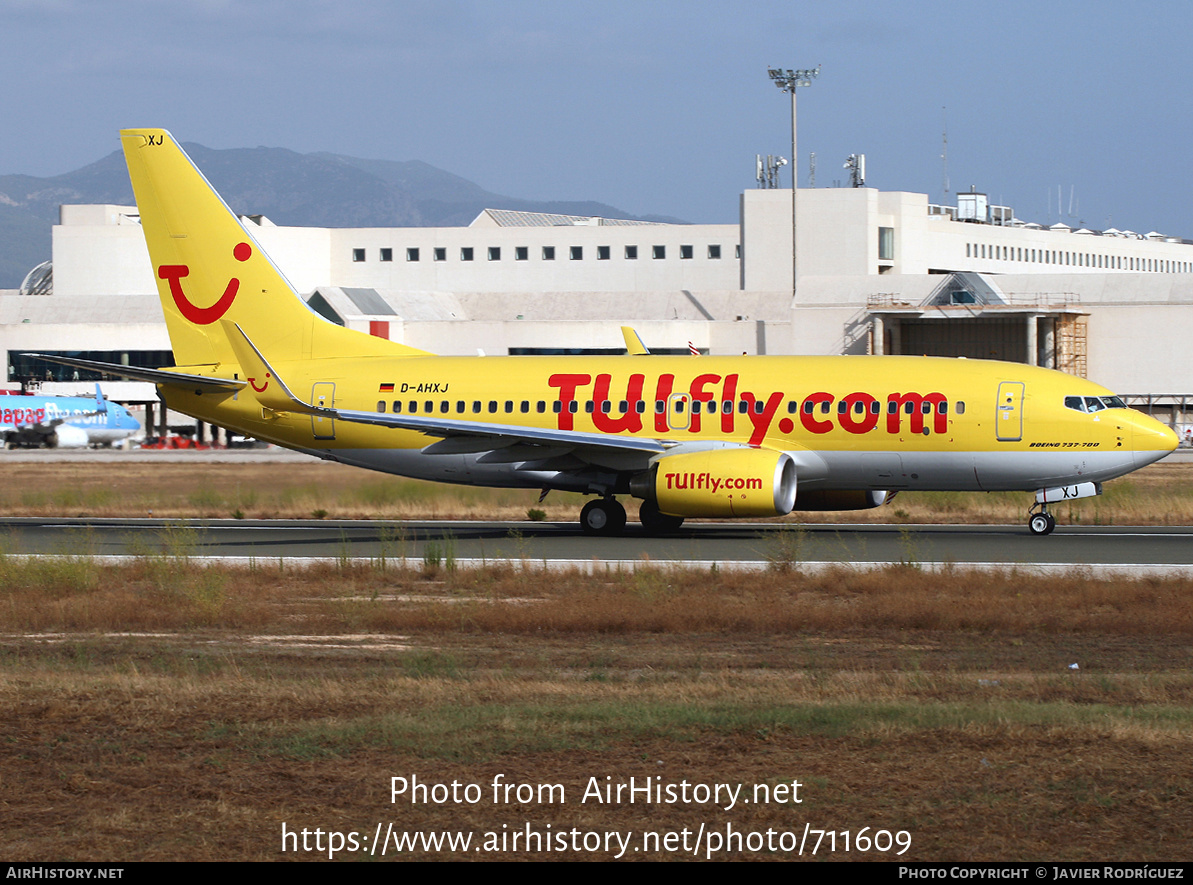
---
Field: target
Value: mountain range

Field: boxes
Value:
[0,144,679,289]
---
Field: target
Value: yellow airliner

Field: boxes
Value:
[41,130,1178,535]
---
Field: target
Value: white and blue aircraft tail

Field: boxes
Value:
[0,384,141,448]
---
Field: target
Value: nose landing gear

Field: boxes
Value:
[1027,502,1056,536]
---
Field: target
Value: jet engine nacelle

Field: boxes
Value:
[794,489,892,511]
[48,425,90,449]
[631,448,797,518]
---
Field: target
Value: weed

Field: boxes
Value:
[898,526,922,569]
[526,508,547,521]
[374,524,405,572]
[423,541,443,573]
[766,522,807,572]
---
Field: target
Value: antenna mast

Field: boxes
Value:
[941,107,950,199]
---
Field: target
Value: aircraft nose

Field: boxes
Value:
[1128,411,1179,469]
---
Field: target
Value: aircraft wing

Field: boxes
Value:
[219,321,671,470]
[333,408,664,450]
[330,408,672,473]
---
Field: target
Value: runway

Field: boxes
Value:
[4,517,1192,574]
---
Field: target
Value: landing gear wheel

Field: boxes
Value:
[1028,512,1056,536]
[580,498,627,536]
[638,501,685,534]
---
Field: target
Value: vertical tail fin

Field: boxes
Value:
[120,129,425,367]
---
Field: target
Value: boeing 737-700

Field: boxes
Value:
[33,130,1178,534]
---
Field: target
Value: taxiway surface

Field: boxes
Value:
[3,517,1191,573]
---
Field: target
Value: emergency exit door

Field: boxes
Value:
[311,382,336,440]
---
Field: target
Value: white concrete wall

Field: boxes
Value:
[323,224,741,293]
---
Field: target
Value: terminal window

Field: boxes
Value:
[625,245,638,259]
[461,247,474,261]
[680,245,693,259]
[434,248,446,261]
[570,246,583,260]
[407,248,420,262]
[352,248,365,262]
[380,248,393,262]
[543,246,556,261]
[515,246,528,260]
[879,227,894,261]
[488,247,501,261]
[708,245,721,259]
[653,245,666,259]
[598,246,610,260]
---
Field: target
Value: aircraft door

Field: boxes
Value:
[312,382,336,440]
[996,381,1024,442]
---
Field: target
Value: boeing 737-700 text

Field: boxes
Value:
[33,130,1178,534]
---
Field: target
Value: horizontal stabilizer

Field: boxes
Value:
[26,354,245,390]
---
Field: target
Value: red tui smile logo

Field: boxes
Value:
[158,242,252,325]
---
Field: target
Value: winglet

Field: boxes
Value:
[621,326,650,355]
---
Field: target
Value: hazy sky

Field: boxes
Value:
[2,0,1190,234]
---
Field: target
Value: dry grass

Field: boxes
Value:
[0,456,1190,524]
[3,557,1193,638]
[2,555,1193,860]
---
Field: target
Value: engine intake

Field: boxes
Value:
[48,424,90,449]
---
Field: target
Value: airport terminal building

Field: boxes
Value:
[2,181,1191,435]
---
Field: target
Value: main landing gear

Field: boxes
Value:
[580,498,627,535]
[1027,502,1056,536]
[579,498,687,535]
[638,500,685,533]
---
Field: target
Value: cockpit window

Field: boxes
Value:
[1066,394,1129,413]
